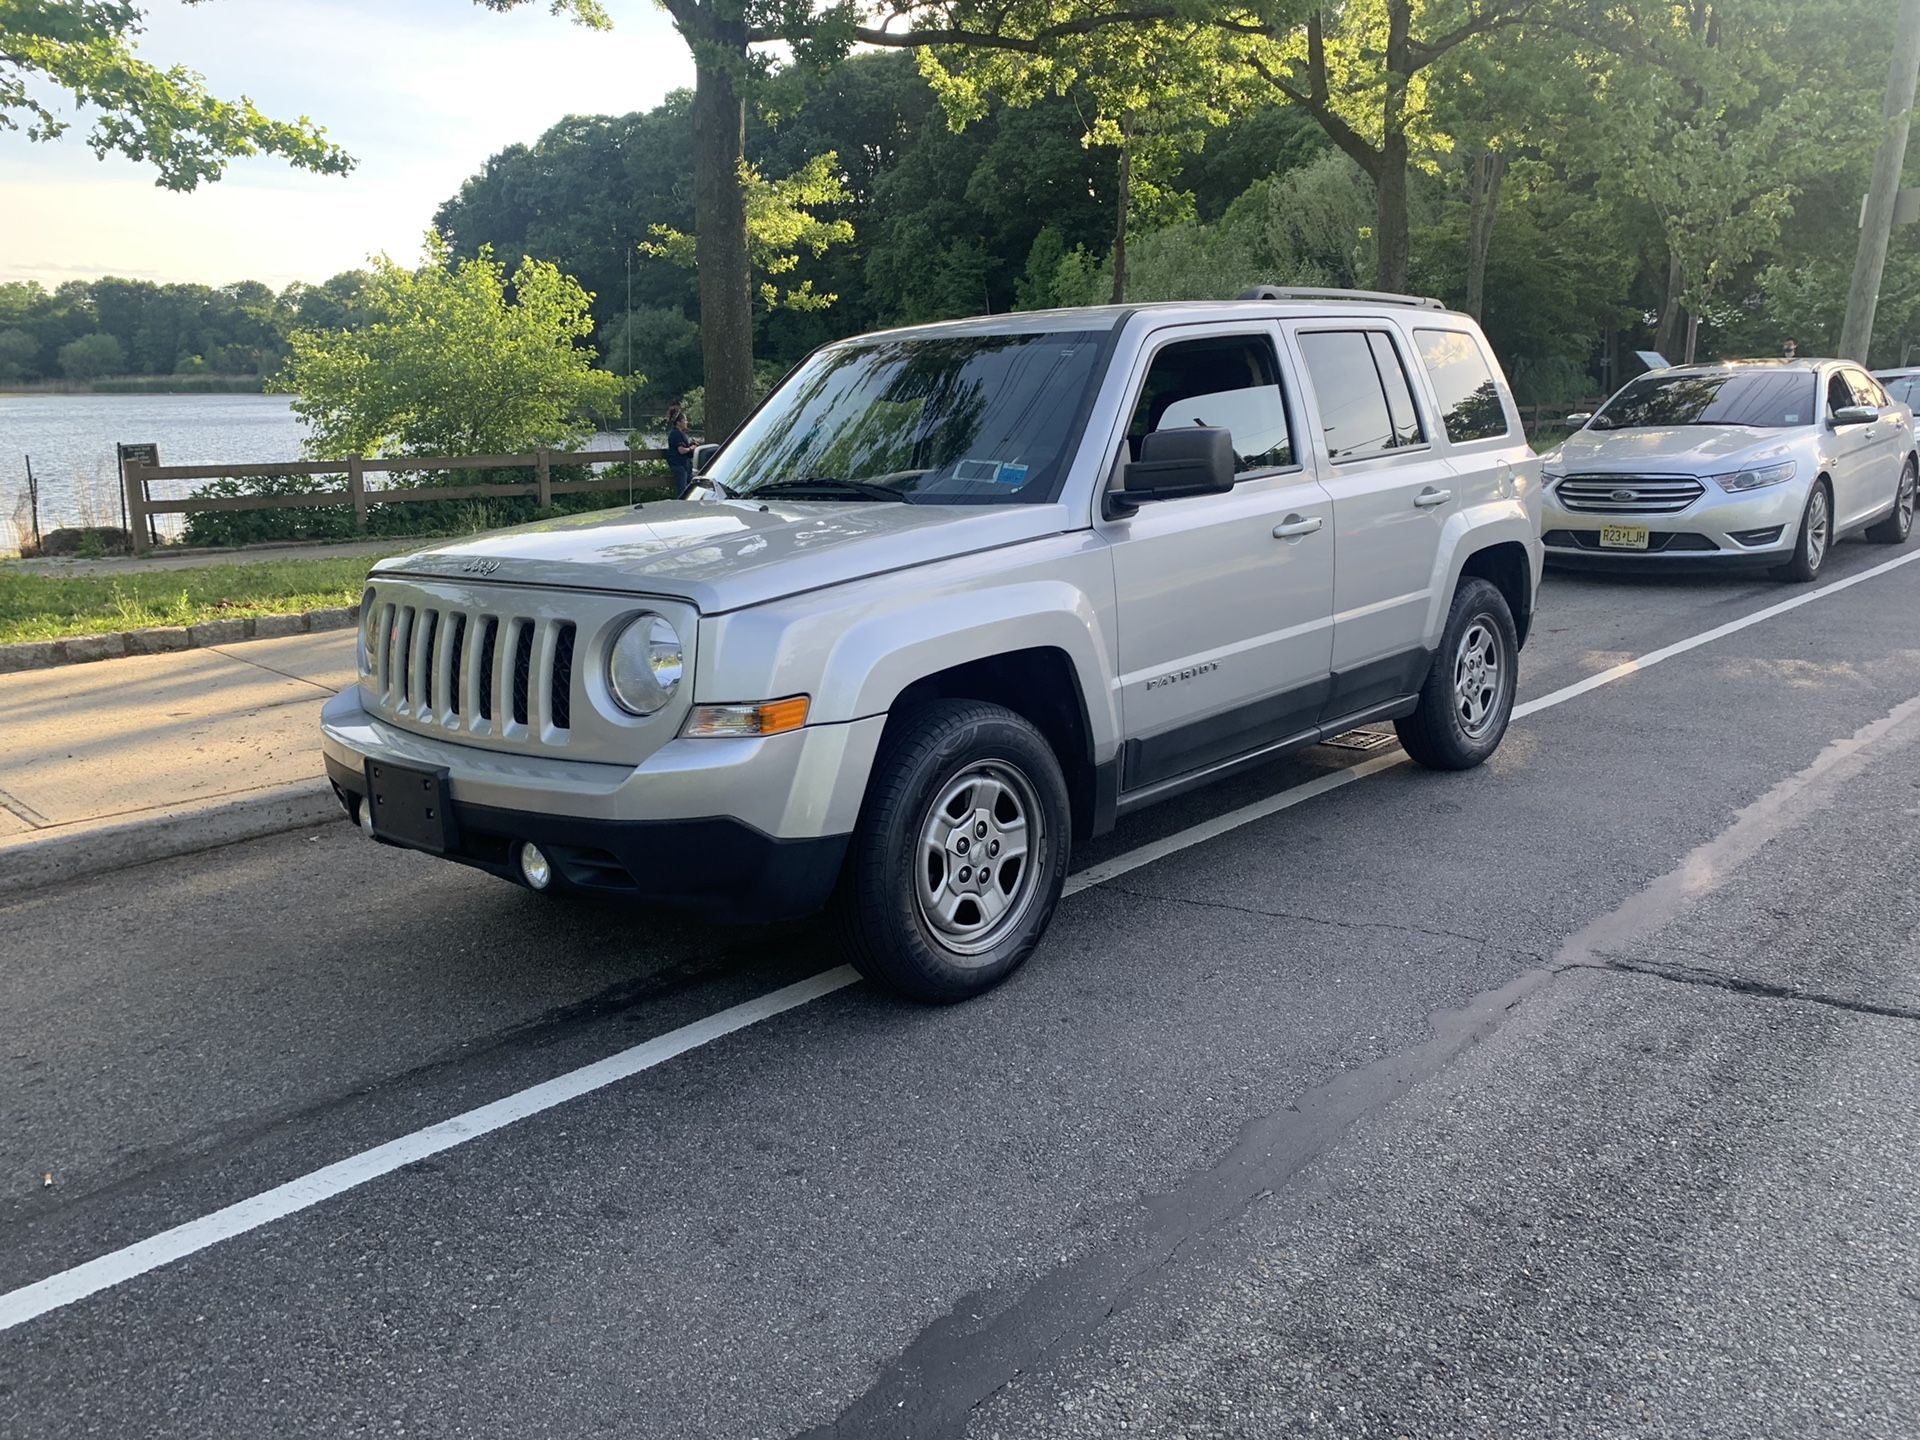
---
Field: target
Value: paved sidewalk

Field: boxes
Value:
[0,631,355,889]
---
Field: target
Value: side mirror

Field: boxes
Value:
[1565,412,1593,426]
[1830,404,1879,428]
[692,442,721,472]
[1110,427,1236,515]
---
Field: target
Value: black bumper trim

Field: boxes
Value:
[326,754,848,923]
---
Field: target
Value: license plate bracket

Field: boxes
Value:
[364,759,456,853]
[1599,523,1651,550]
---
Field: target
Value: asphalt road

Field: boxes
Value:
[4,539,1920,1438]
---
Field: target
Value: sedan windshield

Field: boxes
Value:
[1591,370,1816,430]
[704,331,1108,504]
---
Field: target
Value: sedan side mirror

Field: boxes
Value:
[1110,427,1236,516]
[1830,404,1879,428]
[1564,412,1593,426]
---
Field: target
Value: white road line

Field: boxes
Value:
[7,545,1920,1332]
[0,967,858,1332]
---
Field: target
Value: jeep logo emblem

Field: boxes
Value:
[460,558,500,575]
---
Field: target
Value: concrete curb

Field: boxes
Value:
[0,605,360,675]
[0,780,345,899]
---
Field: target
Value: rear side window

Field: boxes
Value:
[1297,330,1427,461]
[1414,328,1511,442]
[1129,333,1296,474]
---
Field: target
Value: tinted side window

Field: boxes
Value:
[1129,334,1295,473]
[1415,328,1511,442]
[1297,330,1425,461]
[1827,372,1855,414]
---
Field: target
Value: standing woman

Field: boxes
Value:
[666,409,697,497]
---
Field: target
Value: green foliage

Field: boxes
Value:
[0,326,36,381]
[56,331,124,379]
[0,0,352,189]
[642,153,856,311]
[279,233,629,459]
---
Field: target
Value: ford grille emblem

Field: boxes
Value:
[1610,489,1636,503]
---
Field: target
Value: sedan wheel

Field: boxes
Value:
[1867,457,1916,544]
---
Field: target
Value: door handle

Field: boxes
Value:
[1272,514,1323,539]
[1414,488,1453,509]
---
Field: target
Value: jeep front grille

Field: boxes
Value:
[1556,475,1706,514]
[368,600,577,741]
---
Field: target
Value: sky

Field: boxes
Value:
[0,0,696,291]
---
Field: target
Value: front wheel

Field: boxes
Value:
[1395,577,1519,771]
[1772,479,1832,582]
[1865,457,1916,544]
[835,700,1070,1003]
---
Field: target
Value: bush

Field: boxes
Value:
[180,462,677,547]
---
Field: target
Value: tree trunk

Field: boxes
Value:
[1375,136,1411,293]
[1653,251,1685,361]
[1375,1,1413,294]
[1464,150,1507,321]
[1110,121,1134,305]
[691,37,754,438]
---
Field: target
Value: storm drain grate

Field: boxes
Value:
[1321,728,1398,752]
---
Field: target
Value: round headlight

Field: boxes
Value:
[607,613,683,715]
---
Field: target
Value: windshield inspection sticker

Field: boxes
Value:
[993,462,1030,486]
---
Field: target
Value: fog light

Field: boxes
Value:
[518,842,553,891]
[356,797,376,837]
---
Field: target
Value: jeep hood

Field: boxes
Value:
[374,497,1077,612]
[1551,425,1796,472]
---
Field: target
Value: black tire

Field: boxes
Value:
[1394,577,1519,772]
[835,700,1071,1003]
[1865,456,1916,544]
[1772,479,1832,582]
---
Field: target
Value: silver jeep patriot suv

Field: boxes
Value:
[322,290,1543,1000]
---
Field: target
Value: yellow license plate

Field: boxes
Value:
[1599,523,1650,550]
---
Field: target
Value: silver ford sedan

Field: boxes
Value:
[1542,359,1917,581]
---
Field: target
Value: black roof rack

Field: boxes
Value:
[1235,285,1447,311]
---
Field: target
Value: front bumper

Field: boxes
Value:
[1541,479,1807,564]
[321,686,881,921]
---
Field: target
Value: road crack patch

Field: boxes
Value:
[1574,953,1920,1024]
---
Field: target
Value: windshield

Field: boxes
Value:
[1591,370,1816,430]
[705,331,1108,504]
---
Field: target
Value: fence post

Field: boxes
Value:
[348,456,367,533]
[123,461,150,555]
[536,448,552,511]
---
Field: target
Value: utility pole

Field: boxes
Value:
[1841,0,1920,363]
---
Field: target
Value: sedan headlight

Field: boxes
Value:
[1540,465,1565,490]
[1710,459,1798,492]
[606,613,683,715]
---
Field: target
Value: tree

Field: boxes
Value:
[2,0,352,188]
[0,326,39,380]
[475,0,1208,434]
[639,152,856,312]
[279,234,628,458]
[57,331,124,379]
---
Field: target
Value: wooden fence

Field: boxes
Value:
[121,447,666,554]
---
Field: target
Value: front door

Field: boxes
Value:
[1289,324,1455,715]
[1099,325,1336,793]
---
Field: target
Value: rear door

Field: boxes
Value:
[1286,322,1455,718]
[1098,323,1336,793]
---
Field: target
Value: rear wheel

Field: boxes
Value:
[1773,479,1832,582]
[1394,577,1518,771]
[1865,456,1916,544]
[835,700,1070,1003]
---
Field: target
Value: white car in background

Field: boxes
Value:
[1542,359,1917,582]
[1874,368,1920,445]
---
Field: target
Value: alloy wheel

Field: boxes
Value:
[1453,618,1504,740]
[914,760,1045,959]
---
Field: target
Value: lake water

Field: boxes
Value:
[0,394,307,548]
[0,394,643,551]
